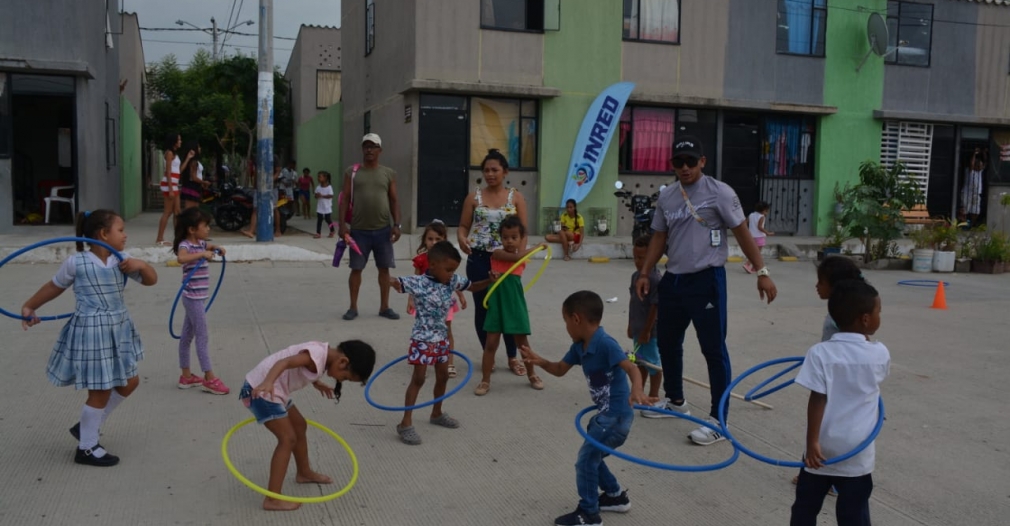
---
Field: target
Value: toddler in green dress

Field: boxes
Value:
[474,215,547,396]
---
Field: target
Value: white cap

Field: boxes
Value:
[362,133,382,147]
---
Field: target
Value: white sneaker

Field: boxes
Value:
[688,418,727,446]
[640,398,691,418]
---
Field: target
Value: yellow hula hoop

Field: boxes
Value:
[221,417,359,503]
[482,245,552,309]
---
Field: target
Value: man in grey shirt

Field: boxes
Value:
[635,136,777,446]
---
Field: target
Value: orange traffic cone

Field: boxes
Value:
[931,281,947,310]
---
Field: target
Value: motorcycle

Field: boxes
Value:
[212,178,254,232]
[212,178,294,234]
[614,180,666,240]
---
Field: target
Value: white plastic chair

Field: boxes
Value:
[44,185,75,224]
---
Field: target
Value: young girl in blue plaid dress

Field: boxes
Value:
[20,210,157,467]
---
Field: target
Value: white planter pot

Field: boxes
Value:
[932,250,955,273]
[912,249,934,273]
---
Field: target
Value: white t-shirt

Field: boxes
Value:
[52,251,142,288]
[316,184,334,214]
[748,211,766,240]
[244,341,329,406]
[196,162,204,181]
[795,332,890,477]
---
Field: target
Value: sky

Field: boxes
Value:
[126,0,341,71]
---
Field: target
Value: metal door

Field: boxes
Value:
[418,102,468,226]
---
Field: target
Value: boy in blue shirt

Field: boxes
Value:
[520,290,655,526]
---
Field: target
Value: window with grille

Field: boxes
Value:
[880,121,932,197]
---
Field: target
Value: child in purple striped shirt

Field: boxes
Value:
[172,207,229,394]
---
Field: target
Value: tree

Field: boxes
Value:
[838,161,925,262]
[143,50,292,181]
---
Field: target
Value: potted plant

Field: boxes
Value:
[818,220,847,261]
[930,219,962,273]
[838,161,925,265]
[908,225,934,273]
[970,228,1009,274]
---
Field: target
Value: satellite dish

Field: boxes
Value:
[867,13,888,56]
[856,12,889,72]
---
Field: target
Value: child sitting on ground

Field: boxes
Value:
[790,279,890,525]
[240,340,376,511]
[390,240,497,445]
[520,290,654,526]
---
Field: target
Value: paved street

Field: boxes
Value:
[0,223,1008,525]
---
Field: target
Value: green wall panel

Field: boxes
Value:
[816,0,886,234]
[119,97,143,219]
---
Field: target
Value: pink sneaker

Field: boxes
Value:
[178,375,203,389]
[202,377,230,395]
[742,263,754,274]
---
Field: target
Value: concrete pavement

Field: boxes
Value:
[0,224,1007,525]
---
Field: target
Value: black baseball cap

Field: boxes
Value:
[672,136,704,160]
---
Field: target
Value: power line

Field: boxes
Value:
[223,0,238,38]
[140,26,295,40]
[819,2,1010,30]
[143,38,291,52]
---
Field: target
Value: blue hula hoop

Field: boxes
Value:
[744,360,802,401]
[897,279,950,287]
[364,350,473,411]
[717,357,886,468]
[0,237,126,321]
[574,406,739,472]
[168,253,226,340]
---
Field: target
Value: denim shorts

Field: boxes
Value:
[239,381,293,424]
[349,227,396,270]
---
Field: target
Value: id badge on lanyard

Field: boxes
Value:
[679,183,720,247]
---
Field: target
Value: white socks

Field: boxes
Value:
[606,487,624,498]
[102,391,126,425]
[79,405,106,457]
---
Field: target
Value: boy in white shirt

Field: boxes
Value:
[791,279,890,526]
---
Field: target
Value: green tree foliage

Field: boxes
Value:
[143,50,292,171]
[838,161,925,262]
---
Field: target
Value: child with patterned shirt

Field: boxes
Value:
[172,207,229,394]
[407,220,467,377]
[21,210,158,467]
[520,291,654,526]
[390,240,497,445]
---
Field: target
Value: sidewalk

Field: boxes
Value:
[0,212,849,263]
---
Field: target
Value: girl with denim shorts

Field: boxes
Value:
[239,340,376,511]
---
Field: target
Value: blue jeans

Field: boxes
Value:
[656,267,732,419]
[576,411,632,514]
[465,250,516,358]
[791,469,873,526]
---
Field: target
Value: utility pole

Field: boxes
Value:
[211,17,219,62]
[255,0,274,241]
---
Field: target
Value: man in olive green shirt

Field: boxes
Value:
[338,133,403,321]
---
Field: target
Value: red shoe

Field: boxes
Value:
[178,375,203,389]
[202,377,230,395]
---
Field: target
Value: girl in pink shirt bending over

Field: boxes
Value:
[240,340,376,511]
